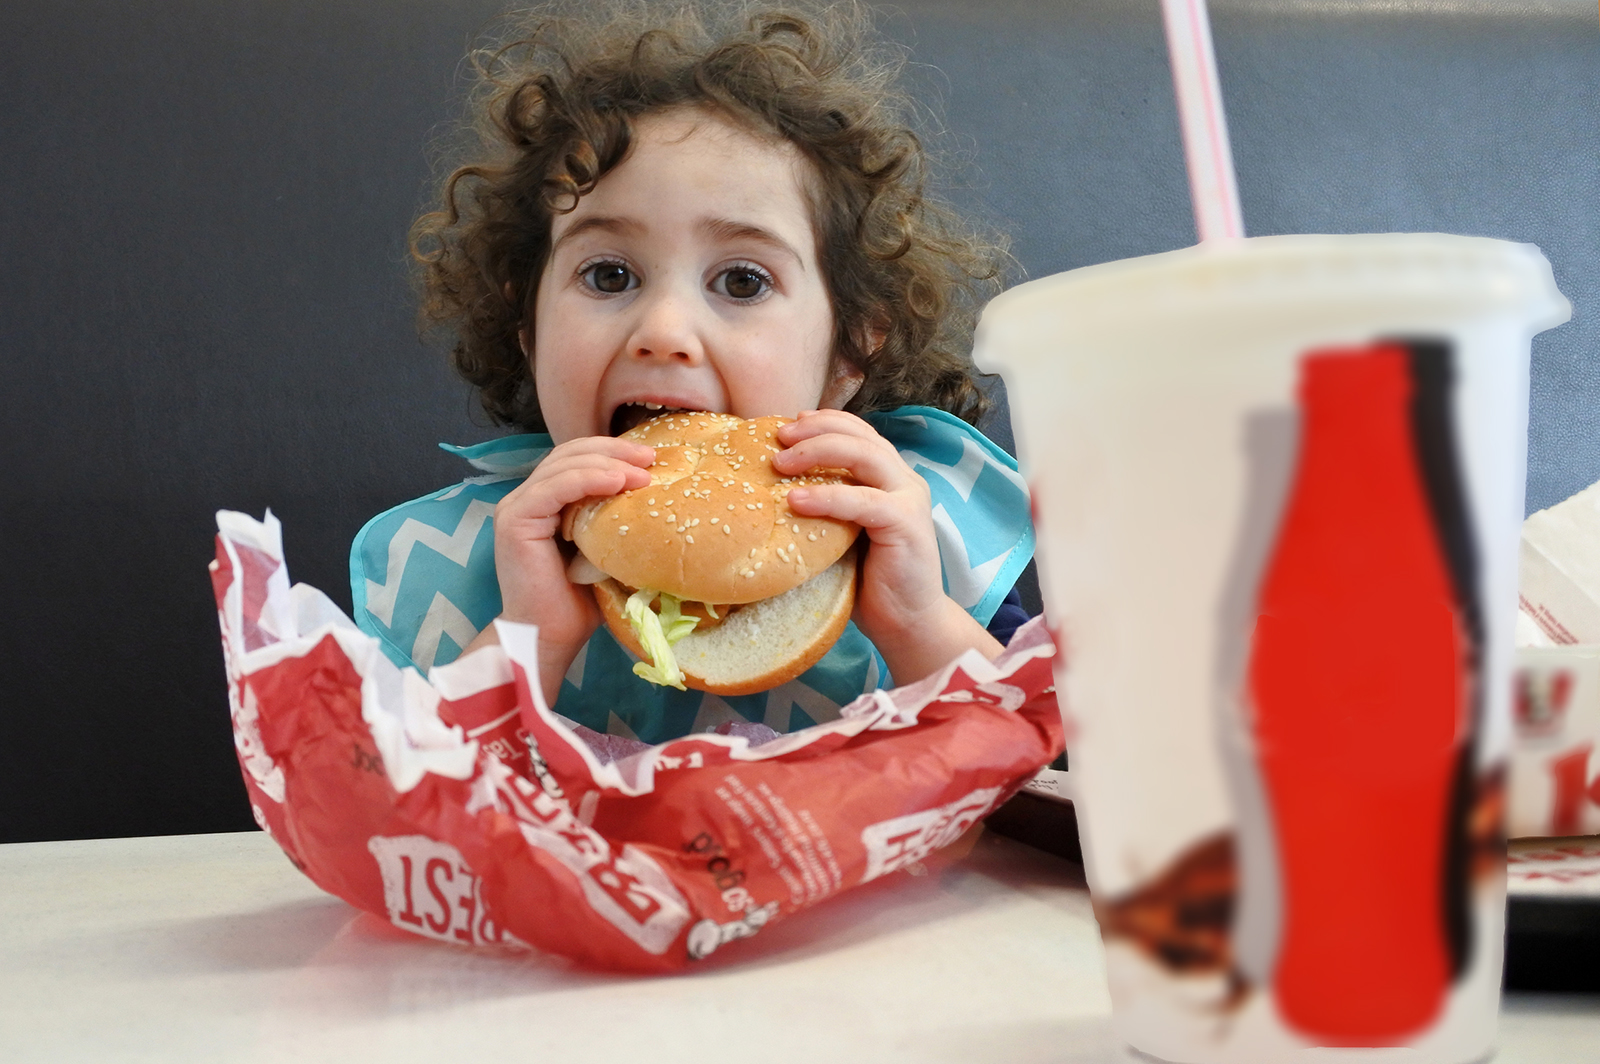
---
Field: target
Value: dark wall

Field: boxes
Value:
[3,0,1596,842]
[3,0,509,841]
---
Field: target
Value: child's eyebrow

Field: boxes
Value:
[550,216,643,255]
[702,218,805,271]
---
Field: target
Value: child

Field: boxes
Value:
[351,1,1035,744]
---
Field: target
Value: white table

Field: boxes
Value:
[0,831,1593,1063]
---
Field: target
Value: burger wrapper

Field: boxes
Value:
[211,510,1063,972]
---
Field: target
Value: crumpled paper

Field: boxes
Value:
[212,509,1062,971]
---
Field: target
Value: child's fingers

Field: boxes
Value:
[503,465,649,522]
[545,437,656,468]
[777,409,877,445]
[784,482,908,533]
[533,449,655,484]
[774,431,914,492]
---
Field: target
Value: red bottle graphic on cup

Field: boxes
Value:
[1248,342,1478,1042]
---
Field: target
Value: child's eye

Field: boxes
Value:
[714,265,773,301]
[582,261,637,294]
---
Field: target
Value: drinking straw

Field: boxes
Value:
[1159,0,1245,242]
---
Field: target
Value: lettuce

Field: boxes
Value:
[624,588,701,690]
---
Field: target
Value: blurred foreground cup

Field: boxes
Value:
[975,234,1569,1063]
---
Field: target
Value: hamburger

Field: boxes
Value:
[561,411,862,696]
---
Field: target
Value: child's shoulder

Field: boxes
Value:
[352,435,553,552]
[866,405,1018,468]
[867,405,1034,622]
[349,434,551,670]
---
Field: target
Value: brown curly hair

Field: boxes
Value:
[411,0,1008,432]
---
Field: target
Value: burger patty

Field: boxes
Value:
[622,586,738,631]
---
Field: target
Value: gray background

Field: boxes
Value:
[3,0,1595,841]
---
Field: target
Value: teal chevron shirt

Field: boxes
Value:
[350,407,1034,744]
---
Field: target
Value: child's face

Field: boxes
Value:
[529,108,851,443]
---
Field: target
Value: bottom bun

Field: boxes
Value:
[593,546,857,697]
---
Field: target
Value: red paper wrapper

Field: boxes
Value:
[211,511,1063,972]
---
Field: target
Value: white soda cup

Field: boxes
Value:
[974,234,1569,1063]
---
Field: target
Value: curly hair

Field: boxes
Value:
[411,0,1008,432]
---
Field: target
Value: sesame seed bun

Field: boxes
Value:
[563,412,861,604]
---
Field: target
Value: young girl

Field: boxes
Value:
[351,1,1035,744]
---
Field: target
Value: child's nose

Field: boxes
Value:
[626,289,707,365]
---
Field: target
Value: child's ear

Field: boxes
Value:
[821,320,883,409]
[503,282,532,360]
[819,358,865,410]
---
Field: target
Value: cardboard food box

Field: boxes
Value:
[1513,480,1600,837]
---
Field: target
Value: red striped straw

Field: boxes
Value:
[1159,0,1245,242]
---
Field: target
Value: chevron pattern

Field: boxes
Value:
[365,500,496,627]
[762,677,849,732]
[412,591,481,672]
[931,503,1014,609]
[899,436,990,503]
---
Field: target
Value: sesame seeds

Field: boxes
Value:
[576,418,850,589]
[619,525,629,535]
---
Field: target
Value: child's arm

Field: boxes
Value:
[458,436,655,706]
[774,410,1003,685]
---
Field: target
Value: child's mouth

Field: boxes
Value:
[609,402,695,436]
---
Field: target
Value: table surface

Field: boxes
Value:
[1,831,1595,1064]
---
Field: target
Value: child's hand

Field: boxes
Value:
[467,436,655,704]
[775,410,1001,684]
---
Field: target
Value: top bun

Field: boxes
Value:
[563,412,860,604]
